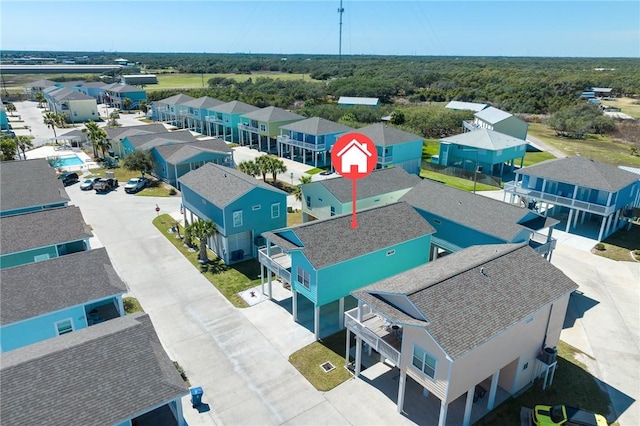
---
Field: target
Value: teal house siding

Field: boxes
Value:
[180,184,224,226]
[206,101,260,143]
[357,123,423,175]
[1,202,68,217]
[1,246,59,269]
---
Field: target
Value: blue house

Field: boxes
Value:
[259,202,435,339]
[78,81,107,102]
[356,123,423,175]
[301,167,421,222]
[0,206,92,269]
[153,138,234,188]
[463,106,528,140]
[401,179,559,259]
[504,155,640,241]
[277,117,353,167]
[206,100,259,143]
[107,123,169,157]
[118,129,197,158]
[1,313,189,426]
[0,159,69,217]
[0,102,8,132]
[104,83,147,110]
[179,163,288,265]
[0,248,127,352]
[153,93,196,126]
[180,96,225,134]
[433,128,529,176]
[238,106,305,153]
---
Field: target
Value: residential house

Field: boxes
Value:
[0,102,10,133]
[55,80,85,92]
[44,86,99,123]
[1,313,188,426]
[104,83,147,110]
[179,163,287,265]
[238,106,305,153]
[0,158,69,217]
[180,96,225,134]
[432,128,528,176]
[78,81,108,102]
[57,129,89,147]
[206,100,259,142]
[152,93,196,125]
[445,101,488,112]
[301,167,421,222]
[26,79,57,99]
[153,138,234,187]
[356,123,423,175]
[259,202,435,339]
[463,106,528,140]
[117,129,196,158]
[346,243,578,426]
[401,179,558,259]
[277,117,353,167]
[0,206,91,269]
[503,155,640,241]
[0,248,127,352]
[338,96,380,107]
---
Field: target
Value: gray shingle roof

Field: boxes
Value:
[400,179,549,241]
[0,206,91,255]
[28,79,57,88]
[208,100,259,115]
[1,248,127,325]
[263,202,435,270]
[181,96,225,109]
[241,106,304,122]
[106,83,144,93]
[0,159,69,214]
[312,167,421,203]
[106,123,168,140]
[0,313,188,426]
[354,244,578,359]
[441,128,527,150]
[474,106,513,124]
[49,87,94,101]
[80,82,107,88]
[517,155,640,192]
[280,117,353,135]
[179,163,286,207]
[155,139,232,164]
[156,93,195,106]
[126,130,197,150]
[356,123,423,146]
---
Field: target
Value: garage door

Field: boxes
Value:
[228,231,252,261]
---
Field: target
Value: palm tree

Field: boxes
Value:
[82,120,108,158]
[188,219,217,262]
[293,175,312,202]
[16,136,33,160]
[122,97,132,110]
[255,155,271,182]
[266,156,287,183]
[35,92,46,108]
[5,103,16,117]
[43,111,59,138]
[237,160,259,178]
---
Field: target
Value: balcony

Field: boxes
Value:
[345,307,402,366]
[85,300,121,326]
[463,120,479,132]
[377,154,393,165]
[258,246,291,284]
[206,115,224,124]
[504,181,615,216]
[238,123,259,132]
[528,232,557,256]
[277,135,326,151]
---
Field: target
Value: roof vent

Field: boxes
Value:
[480,267,488,277]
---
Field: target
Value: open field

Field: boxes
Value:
[147,72,316,92]
[528,123,640,168]
[601,97,640,119]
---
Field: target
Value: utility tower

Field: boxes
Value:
[338,0,344,67]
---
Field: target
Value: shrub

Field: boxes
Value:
[595,243,605,251]
[169,187,177,195]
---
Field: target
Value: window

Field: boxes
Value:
[259,124,267,132]
[233,210,243,227]
[271,203,280,218]
[252,205,261,211]
[330,206,335,216]
[296,267,310,289]
[412,345,437,379]
[306,196,311,208]
[55,319,73,335]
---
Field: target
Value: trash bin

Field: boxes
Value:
[190,386,203,407]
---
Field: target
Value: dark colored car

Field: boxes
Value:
[59,172,79,186]
[94,178,119,193]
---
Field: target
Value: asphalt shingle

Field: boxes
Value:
[208,100,259,115]
[155,139,232,164]
[280,117,353,135]
[106,123,168,140]
[241,106,304,122]
[356,123,423,146]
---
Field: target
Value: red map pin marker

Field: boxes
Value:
[331,132,378,228]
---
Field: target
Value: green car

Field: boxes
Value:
[532,405,608,426]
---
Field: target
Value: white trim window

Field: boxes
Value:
[233,210,243,227]
[55,319,74,335]
[412,345,437,379]
[296,267,310,289]
[271,203,280,219]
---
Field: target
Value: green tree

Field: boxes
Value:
[16,135,33,160]
[188,219,217,262]
[82,120,108,158]
[0,136,18,161]
[122,150,153,176]
[390,110,405,125]
[139,100,148,113]
[122,97,132,110]
[43,111,60,137]
[107,111,120,127]
[35,92,46,108]
[254,155,272,182]
[266,156,287,183]
[5,103,16,116]
[293,175,312,202]
[237,160,259,178]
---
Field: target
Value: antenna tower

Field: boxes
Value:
[338,0,344,67]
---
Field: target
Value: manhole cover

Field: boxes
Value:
[320,361,335,373]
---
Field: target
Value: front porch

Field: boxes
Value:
[85,299,122,325]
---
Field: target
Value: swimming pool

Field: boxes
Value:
[51,155,85,167]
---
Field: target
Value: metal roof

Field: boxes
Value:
[440,128,527,150]
[338,96,380,106]
[445,101,488,112]
[474,106,513,124]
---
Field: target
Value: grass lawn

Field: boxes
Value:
[305,167,325,175]
[477,341,615,426]
[600,97,640,119]
[152,214,262,307]
[419,169,499,192]
[289,330,353,391]
[88,167,176,197]
[592,221,640,262]
[288,210,303,226]
[123,297,144,314]
[147,72,314,92]
[528,123,640,168]
[522,150,556,167]
[422,139,440,161]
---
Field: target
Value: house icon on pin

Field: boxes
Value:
[336,139,373,174]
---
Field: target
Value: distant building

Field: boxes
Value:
[445,101,488,112]
[338,96,380,107]
[121,74,158,85]
[463,106,528,140]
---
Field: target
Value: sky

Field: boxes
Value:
[1,1,639,57]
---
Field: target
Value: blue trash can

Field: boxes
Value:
[190,386,203,407]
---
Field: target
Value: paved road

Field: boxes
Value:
[527,134,566,159]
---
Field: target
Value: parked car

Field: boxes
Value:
[80,177,102,191]
[59,172,79,186]
[124,177,149,193]
[531,404,608,426]
[94,178,119,193]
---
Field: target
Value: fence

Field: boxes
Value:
[421,162,502,188]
